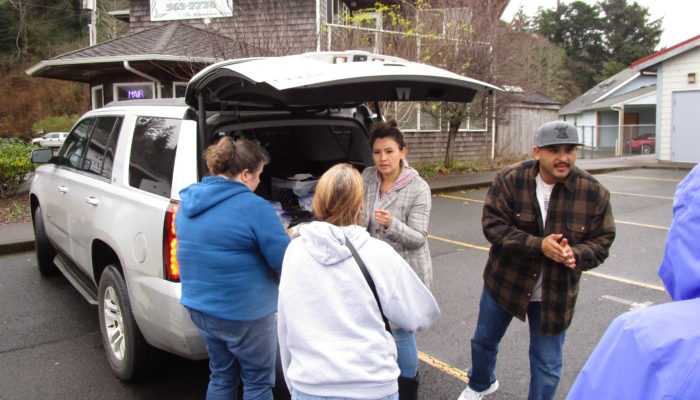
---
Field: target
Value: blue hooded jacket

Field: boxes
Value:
[175,176,290,321]
[567,165,700,399]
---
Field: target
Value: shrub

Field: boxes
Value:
[32,114,79,137]
[0,138,36,197]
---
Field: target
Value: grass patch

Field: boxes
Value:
[416,155,530,178]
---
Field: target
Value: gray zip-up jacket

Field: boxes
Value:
[361,164,433,289]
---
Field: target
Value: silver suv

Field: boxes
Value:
[29,51,496,381]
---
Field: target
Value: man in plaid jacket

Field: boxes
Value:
[458,121,616,400]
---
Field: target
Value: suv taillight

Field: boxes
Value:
[164,201,180,282]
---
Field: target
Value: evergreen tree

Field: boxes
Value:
[533,0,662,92]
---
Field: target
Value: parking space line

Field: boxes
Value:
[585,271,666,292]
[614,220,669,230]
[610,191,673,200]
[437,195,670,231]
[602,175,681,183]
[600,294,653,310]
[428,235,666,292]
[428,234,490,251]
[438,194,484,203]
[418,351,469,383]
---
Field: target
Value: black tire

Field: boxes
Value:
[98,265,150,380]
[642,144,652,154]
[33,206,56,276]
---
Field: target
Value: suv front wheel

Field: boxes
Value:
[98,265,150,380]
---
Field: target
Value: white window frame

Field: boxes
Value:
[91,85,104,109]
[455,105,488,132]
[113,82,156,101]
[391,102,441,132]
[327,0,350,25]
[173,82,187,98]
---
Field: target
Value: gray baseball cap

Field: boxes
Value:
[535,121,584,147]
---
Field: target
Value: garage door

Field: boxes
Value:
[671,90,700,162]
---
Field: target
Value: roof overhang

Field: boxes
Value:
[26,55,219,83]
[579,85,657,112]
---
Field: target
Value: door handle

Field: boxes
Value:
[58,185,69,194]
[85,196,100,206]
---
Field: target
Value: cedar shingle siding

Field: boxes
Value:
[129,0,318,56]
[405,131,491,166]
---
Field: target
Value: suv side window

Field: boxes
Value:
[128,116,181,197]
[83,117,123,179]
[59,118,95,168]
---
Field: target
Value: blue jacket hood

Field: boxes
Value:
[179,176,249,218]
[658,165,700,301]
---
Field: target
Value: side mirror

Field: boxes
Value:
[31,148,54,164]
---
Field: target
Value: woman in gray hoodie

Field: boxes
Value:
[277,163,439,400]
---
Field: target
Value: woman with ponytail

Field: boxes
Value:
[176,137,290,400]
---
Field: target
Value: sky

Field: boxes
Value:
[501,0,700,50]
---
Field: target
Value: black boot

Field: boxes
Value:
[398,370,419,400]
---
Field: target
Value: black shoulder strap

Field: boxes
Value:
[345,237,392,333]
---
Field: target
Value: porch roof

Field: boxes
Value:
[578,85,656,112]
[26,23,247,83]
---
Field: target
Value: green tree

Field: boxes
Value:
[534,1,606,91]
[599,0,662,65]
[533,0,662,92]
[595,59,626,84]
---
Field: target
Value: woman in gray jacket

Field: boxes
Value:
[360,120,433,399]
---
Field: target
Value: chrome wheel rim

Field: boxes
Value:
[103,286,125,361]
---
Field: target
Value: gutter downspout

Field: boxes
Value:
[123,61,162,98]
[610,105,622,156]
[316,0,321,52]
[490,90,496,160]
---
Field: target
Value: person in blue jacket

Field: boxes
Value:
[176,137,290,400]
[567,164,700,399]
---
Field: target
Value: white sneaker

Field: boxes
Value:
[457,380,499,400]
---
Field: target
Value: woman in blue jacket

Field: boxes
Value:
[176,137,290,400]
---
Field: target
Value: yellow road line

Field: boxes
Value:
[610,191,673,200]
[418,351,469,383]
[428,234,490,251]
[602,175,680,183]
[583,271,665,292]
[438,194,485,203]
[615,220,669,230]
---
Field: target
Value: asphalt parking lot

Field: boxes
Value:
[0,166,691,399]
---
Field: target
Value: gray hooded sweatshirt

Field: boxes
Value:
[277,222,440,398]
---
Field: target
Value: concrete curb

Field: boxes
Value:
[0,240,34,256]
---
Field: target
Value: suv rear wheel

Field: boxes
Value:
[33,206,56,275]
[98,265,150,380]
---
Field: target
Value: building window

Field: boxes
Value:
[389,102,440,132]
[327,0,349,24]
[173,82,187,98]
[91,85,104,109]
[114,82,155,101]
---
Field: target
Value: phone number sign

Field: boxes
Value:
[150,0,232,21]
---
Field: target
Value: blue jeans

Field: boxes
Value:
[392,328,418,378]
[468,286,566,400]
[291,388,398,400]
[188,308,277,400]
